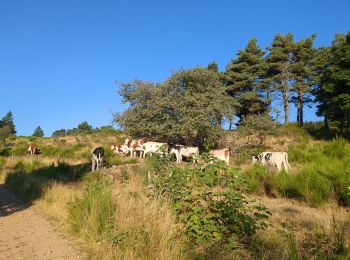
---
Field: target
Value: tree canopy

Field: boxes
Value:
[32,126,44,137]
[115,67,234,149]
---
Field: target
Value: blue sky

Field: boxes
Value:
[0,0,349,136]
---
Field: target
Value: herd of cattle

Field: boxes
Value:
[95,138,291,172]
[26,138,291,173]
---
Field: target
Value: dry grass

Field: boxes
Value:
[109,172,186,260]
[35,182,80,225]
[251,196,350,259]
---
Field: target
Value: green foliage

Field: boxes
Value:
[264,33,295,124]
[0,126,12,142]
[315,32,350,133]
[68,173,116,242]
[52,128,67,137]
[224,38,268,121]
[0,111,16,135]
[238,114,279,136]
[32,126,44,137]
[115,67,233,148]
[149,156,271,248]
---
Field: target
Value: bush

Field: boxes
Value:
[149,156,271,250]
[238,114,280,137]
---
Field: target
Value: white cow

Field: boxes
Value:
[169,147,181,163]
[209,148,230,165]
[252,152,290,172]
[142,141,168,158]
[177,146,199,164]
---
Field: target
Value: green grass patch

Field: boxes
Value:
[68,173,116,242]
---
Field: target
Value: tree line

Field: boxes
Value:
[115,31,350,147]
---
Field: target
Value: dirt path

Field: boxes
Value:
[0,184,86,260]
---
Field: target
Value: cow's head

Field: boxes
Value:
[252,156,259,164]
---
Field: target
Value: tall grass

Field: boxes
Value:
[67,171,185,259]
[243,138,350,206]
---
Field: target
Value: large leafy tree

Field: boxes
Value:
[224,38,267,122]
[291,35,316,126]
[315,32,350,133]
[115,67,233,149]
[265,33,295,125]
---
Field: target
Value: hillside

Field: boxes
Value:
[0,128,349,259]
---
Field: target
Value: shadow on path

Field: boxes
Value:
[0,183,31,217]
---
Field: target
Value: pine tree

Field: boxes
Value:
[32,126,44,137]
[292,35,316,126]
[207,61,219,72]
[316,32,350,133]
[1,111,16,135]
[312,46,332,129]
[265,33,295,125]
[224,38,267,122]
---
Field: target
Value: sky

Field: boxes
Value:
[0,0,349,136]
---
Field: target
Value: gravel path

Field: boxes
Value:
[0,184,86,260]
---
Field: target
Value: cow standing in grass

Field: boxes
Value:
[172,145,199,164]
[209,148,230,165]
[92,147,104,172]
[27,144,37,156]
[124,138,146,157]
[142,141,168,158]
[252,152,290,172]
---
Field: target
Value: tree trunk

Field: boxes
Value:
[283,90,289,125]
[297,89,303,127]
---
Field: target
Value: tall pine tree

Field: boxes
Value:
[292,35,316,126]
[1,111,16,135]
[265,33,295,125]
[224,38,267,123]
[316,32,350,133]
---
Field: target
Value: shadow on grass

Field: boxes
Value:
[4,162,91,205]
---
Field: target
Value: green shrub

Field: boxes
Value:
[149,156,271,248]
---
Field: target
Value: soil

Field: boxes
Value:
[0,184,86,259]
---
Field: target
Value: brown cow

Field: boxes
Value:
[27,144,37,156]
[209,148,230,165]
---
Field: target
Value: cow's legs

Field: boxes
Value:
[92,159,96,172]
[283,160,289,172]
[275,162,282,173]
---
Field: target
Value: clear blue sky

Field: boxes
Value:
[1,0,349,136]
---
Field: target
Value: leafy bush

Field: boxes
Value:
[149,156,271,249]
[238,114,280,136]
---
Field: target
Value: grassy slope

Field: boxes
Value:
[0,129,349,259]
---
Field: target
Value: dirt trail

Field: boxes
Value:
[0,184,86,260]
